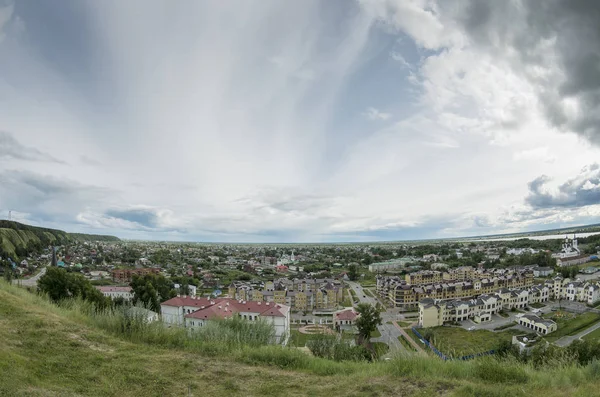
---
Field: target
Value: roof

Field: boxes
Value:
[184,298,290,320]
[334,309,359,321]
[161,296,224,308]
[95,286,133,293]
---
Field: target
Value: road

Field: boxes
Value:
[346,281,412,353]
[13,267,46,287]
[346,281,380,306]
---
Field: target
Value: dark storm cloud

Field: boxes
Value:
[0,131,63,163]
[452,0,600,144]
[0,170,110,221]
[104,208,161,228]
[526,164,600,209]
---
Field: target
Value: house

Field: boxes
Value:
[160,296,291,345]
[111,268,161,283]
[95,286,135,301]
[517,314,557,335]
[333,308,359,330]
[533,267,554,277]
[557,255,591,267]
[174,284,197,297]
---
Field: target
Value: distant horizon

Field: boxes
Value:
[7,219,600,245]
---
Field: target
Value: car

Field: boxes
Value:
[363,295,366,298]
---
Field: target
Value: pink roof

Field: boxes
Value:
[161,296,225,308]
[95,286,132,293]
[182,298,290,320]
[335,309,359,321]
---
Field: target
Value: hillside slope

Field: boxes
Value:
[0,220,119,258]
[1,281,600,397]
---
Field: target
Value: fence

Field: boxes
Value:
[411,327,495,361]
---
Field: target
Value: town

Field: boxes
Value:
[4,230,600,358]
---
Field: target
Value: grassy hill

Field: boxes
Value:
[0,220,119,258]
[1,281,600,396]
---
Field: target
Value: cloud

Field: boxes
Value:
[2,1,600,242]
[0,170,111,223]
[364,107,392,121]
[0,131,64,163]
[446,0,600,146]
[526,164,600,209]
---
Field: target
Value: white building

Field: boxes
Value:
[533,267,554,277]
[95,286,134,301]
[174,284,197,297]
[160,296,291,345]
[517,314,557,335]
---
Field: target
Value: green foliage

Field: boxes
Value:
[38,267,108,308]
[355,303,382,342]
[348,264,359,281]
[0,220,118,259]
[306,334,371,362]
[130,274,176,312]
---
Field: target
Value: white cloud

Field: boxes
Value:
[1,1,600,241]
[364,107,392,121]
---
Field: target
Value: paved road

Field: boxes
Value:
[555,318,600,347]
[13,267,46,287]
[346,281,379,307]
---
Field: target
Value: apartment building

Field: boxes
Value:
[111,267,161,283]
[419,294,502,328]
[228,278,344,311]
[378,270,534,309]
[405,270,443,284]
[160,296,291,344]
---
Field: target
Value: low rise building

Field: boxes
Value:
[533,267,554,277]
[517,314,557,335]
[95,286,134,301]
[111,268,161,283]
[228,278,344,311]
[334,308,359,331]
[160,296,291,344]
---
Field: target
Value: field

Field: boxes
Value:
[542,311,600,342]
[289,329,355,347]
[4,281,600,396]
[427,327,514,357]
[582,327,600,341]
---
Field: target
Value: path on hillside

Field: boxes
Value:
[393,321,426,355]
[555,319,600,347]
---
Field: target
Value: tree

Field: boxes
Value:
[355,303,382,344]
[130,274,175,312]
[348,264,359,281]
[38,267,107,307]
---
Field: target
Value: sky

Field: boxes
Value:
[1,0,600,243]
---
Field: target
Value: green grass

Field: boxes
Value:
[530,302,546,309]
[397,335,417,352]
[428,327,514,357]
[543,312,600,342]
[582,327,600,341]
[289,329,355,347]
[397,320,413,328]
[364,289,375,298]
[349,289,358,303]
[5,280,600,396]
[371,328,382,338]
[493,322,516,331]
